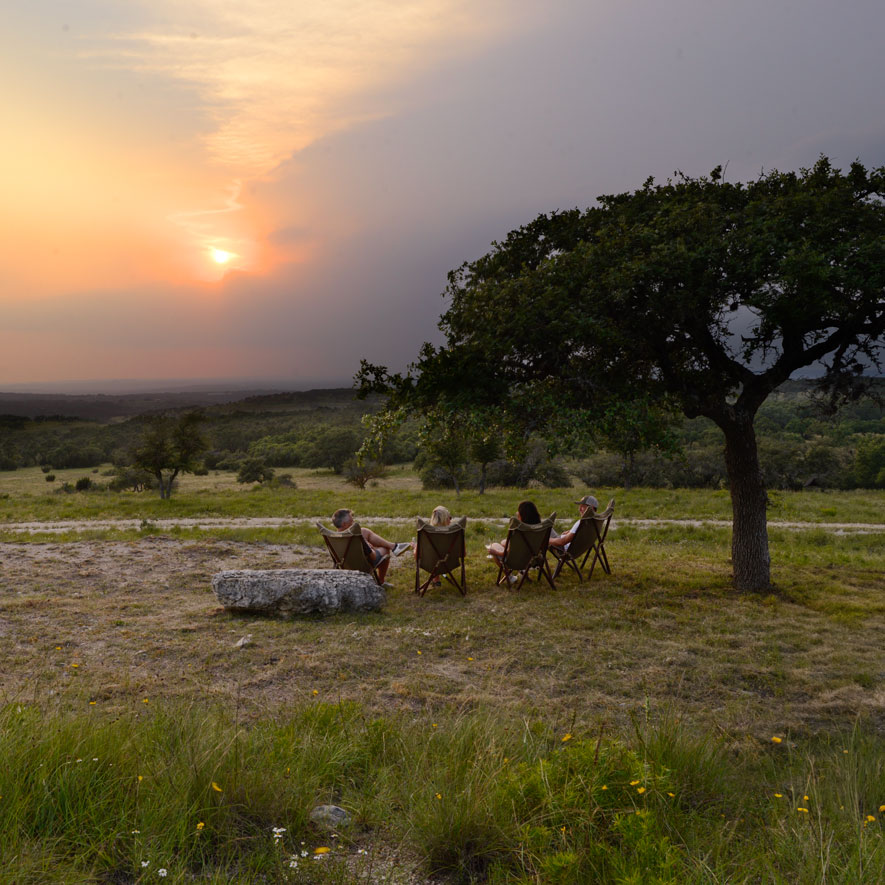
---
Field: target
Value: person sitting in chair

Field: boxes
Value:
[485,499,542,565]
[548,494,599,552]
[332,508,410,585]
[414,505,453,587]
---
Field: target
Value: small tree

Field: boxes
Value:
[132,412,207,499]
[415,411,470,495]
[594,397,681,490]
[468,427,502,495]
[342,458,386,489]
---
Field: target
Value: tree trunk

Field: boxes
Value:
[451,471,461,496]
[478,464,487,495]
[722,415,771,591]
[622,452,635,491]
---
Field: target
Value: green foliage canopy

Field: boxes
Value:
[359,158,885,590]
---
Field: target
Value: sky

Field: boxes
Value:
[2,0,885,391]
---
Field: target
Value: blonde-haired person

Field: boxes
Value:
[414,504,453,586]
[429,505,452,526]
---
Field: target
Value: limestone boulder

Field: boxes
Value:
[212,568,385,616]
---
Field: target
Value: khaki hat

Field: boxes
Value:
[575,495,599,509]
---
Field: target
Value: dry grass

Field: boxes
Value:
[2,526,882,741]
[0,464,424,496]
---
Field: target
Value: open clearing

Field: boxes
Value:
[2,526,883,738]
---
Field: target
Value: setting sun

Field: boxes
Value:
[211,248,233,264]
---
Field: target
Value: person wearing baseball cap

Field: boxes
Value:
[548,494,598,551]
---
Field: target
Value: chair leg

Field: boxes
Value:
[598,545,611,574]
[539,561,557,591]
[587,549,601,579]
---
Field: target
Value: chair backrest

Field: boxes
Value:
[502,512,556,571]
[562,514,598,558]
[316,521,374,573]
[416,516,466,574]
[591,499,615,543]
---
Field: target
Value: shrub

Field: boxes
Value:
[854,434,885,488]
[75,477,93,492]
[45,474,56,482]
[268,473,297,489]
[237,457,275,484]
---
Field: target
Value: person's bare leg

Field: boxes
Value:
[486,541,505,566]
[375,555,390,583]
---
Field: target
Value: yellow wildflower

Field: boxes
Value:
[142,698,149,704]
[71,664,79,668]
[771,736,782,744]
[637,787,646,794]
[774,793,783,798]
[312,690,318,696]
[879,805,885,813]
[561,733,572,743]
[435,793,442,800]
[196,822,205,830]
[314,847,331,855]
[867,815,876,823]
[417,650,422,655]
[667,792,675,798]
[211,782,223,792]
[89,701,96,706]
[797,807,809,813]
[803,795,809,801]
[137,775,143,782]
[601,785,607,791]
[630,780,640,786]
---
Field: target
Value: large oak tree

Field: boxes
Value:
[360,158,885,590]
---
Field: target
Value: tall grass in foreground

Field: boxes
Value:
[1,703,882,884]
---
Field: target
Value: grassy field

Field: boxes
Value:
[2,464,885,525]
[1,471,883,882]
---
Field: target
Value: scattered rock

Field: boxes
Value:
[212,569,385,616]
[309,804,351,829]
[234,634,252,648]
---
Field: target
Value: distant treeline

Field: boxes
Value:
[0,383,883,490]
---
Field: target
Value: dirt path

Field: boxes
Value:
[1,516,883,534]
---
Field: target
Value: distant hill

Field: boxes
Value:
[0,388,356,422]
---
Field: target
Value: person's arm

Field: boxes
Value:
[549,531,575,548]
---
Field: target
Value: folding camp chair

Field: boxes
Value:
[316,521,389,586]
[494,512,557,591]
[586,499,615,579]
[414,516,467,596]
[549,498,615,582]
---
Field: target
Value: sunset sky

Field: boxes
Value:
[3,0,885,390]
